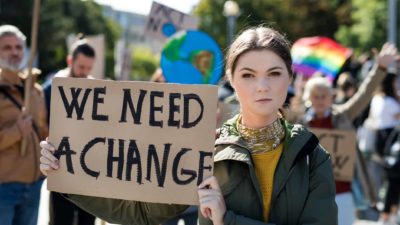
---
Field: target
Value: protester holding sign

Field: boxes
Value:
[299,43,397,225]
[40,26,337,225]
[0,24,48,225]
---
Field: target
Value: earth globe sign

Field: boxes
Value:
[160,30,223,84]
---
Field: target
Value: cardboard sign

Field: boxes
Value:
[85,35,105,80]
[310,128,357,181]
[144,1,198,41]
[47,78,218,205]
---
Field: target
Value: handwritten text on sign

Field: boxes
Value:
[311,128,356,182]
[47,78,218,205]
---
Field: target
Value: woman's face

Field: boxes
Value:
[231,49,291,126]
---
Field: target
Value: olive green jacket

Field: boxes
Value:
[67,117,337,225]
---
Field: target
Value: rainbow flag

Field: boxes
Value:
[291,36,352,81]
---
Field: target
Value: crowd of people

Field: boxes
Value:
[1,22,400,225]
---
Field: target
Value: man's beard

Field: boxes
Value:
[70,70,86,78]
[0,58,20,72]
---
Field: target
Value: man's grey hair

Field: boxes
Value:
[302,76,334,103]
[0,24,26,43]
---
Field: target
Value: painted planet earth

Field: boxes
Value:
[161,30,223,84]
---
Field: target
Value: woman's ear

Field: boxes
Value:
[66,55,73,67]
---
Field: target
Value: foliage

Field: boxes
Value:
[194,0,351,49]
[335,0,388,53]
[0,0,121,80]
[194,0,400,56]
[130,47,159,81]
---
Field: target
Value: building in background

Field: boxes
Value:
[101,4,163,53]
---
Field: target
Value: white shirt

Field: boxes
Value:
[369,95,400,129]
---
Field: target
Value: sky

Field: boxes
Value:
[94,0,201,15]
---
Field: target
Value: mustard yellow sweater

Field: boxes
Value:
[251,143,284,222]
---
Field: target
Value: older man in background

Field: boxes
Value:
[0,24,48,225]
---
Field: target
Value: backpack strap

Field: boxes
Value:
[0,86,22,109]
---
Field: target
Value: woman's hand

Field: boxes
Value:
[39,138,59,176]
[376,42,398,70]
[198,176,226,225]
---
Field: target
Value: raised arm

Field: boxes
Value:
[337,43,397,121]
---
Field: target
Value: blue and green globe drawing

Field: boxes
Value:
[161,30,223,84]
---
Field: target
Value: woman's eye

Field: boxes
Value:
[241,73,253,78]
[270,71,281,76]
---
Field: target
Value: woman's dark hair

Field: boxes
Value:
[380,73,398,99]
[71,37,95,60]
[225,26,292,81]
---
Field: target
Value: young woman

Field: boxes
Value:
[40,26,337,225]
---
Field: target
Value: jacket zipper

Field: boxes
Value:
[247,160,265,218]
[269,166,296,213]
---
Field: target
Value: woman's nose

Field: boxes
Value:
[256,77,270,92]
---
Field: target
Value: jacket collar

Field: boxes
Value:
[0,68,41,87]
[304,107,332,122]
[0,69,23,86]
[214,114,251,163]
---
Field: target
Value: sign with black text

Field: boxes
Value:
[47,78,218,205]
[310,128,357,181]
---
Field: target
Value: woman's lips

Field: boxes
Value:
[256,98,272,103]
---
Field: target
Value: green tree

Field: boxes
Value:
[194,0,351,48]
[335,0,388,53]
[0,0,121,80]
[130,47,159,81]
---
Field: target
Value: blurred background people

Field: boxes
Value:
[368,72,400,225]
[299,43,397,225]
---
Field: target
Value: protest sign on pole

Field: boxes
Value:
[310,128,357,181]
[47,78,218,205]
[85,35,105,79]
[144,1,198,41]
